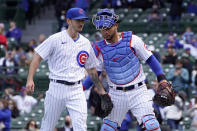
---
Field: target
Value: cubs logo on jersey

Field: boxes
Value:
[77,51,89,67]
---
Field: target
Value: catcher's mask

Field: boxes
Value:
[92,9,119,30]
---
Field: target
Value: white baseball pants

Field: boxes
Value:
[105,83,154,126]
[40,81,87,131]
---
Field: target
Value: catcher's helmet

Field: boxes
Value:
[92,9,119,30]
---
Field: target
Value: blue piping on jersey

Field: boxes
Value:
[74,34,80,42]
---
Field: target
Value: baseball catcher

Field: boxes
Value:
[82,8,175,131]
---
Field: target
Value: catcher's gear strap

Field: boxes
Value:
[101,119,118,131]
[142,114,161,131]
[93,42,100,57]
[146,55,164,77]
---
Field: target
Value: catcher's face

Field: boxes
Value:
[67,19,85,32]
[100,24,118,41]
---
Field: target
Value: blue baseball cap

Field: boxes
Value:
[66,8,88,20]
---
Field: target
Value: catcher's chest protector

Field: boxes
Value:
[96,31,140,85]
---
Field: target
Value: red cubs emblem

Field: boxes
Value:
[79,9,83,14]
[77,51,89,67]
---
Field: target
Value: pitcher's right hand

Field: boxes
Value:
[26,80,35,94]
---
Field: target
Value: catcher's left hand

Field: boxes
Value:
[94,94,113,118]
[153,80,175,106]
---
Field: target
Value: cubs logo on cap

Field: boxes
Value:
[77,51,89,67]
[79,9,83,14]
[66,8,88,20]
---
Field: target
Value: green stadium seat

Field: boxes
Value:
[136,14,148,23]
[117,13,126,20]
[89,0,103,10]
[0,45,6,57]
[82,21,96,34]
[5,6,18,21]
[128,8,143,15]
[135,33,149,40]
[36,121,41,128]
[116,8,129,15]
[0,0,5,3]
[3,22,9,32]
[87,125,97,131]
[134,33,143,40]
[162,64,174,71]
[176,49,185,56]
[87,121,98,131]
[159,8,169,14]
[144,33,158,42]
[124,13,140,21]
[14,8,26,29]
[161,13,168,21]
[155,42,164,48]
[165,3,171,8]
[121,18,134,25]
[87,116,102,130]
[144,8,152,14]
[11,120,26,129]
[181,13,196,22]
[89,8,98,16]
[0,5,7,20]
[183,117,192,129]
[7,38,18,50]
[11,114,29,129]
[18,70,28,81]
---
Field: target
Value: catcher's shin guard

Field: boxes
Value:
[142,114,161,131]
[101,119,118,131]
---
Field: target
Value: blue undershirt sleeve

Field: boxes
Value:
[146,55,164,76]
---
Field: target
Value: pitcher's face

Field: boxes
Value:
[68,19,85,32]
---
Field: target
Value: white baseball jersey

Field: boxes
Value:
[35,30,99,131]
[35,30,99,82]
[11,95,37,114]
[96,34,152,87]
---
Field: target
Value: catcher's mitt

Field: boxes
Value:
[153,81,175,106]
[94,94,113,118]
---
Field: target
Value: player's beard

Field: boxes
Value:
[105,30,116,41]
